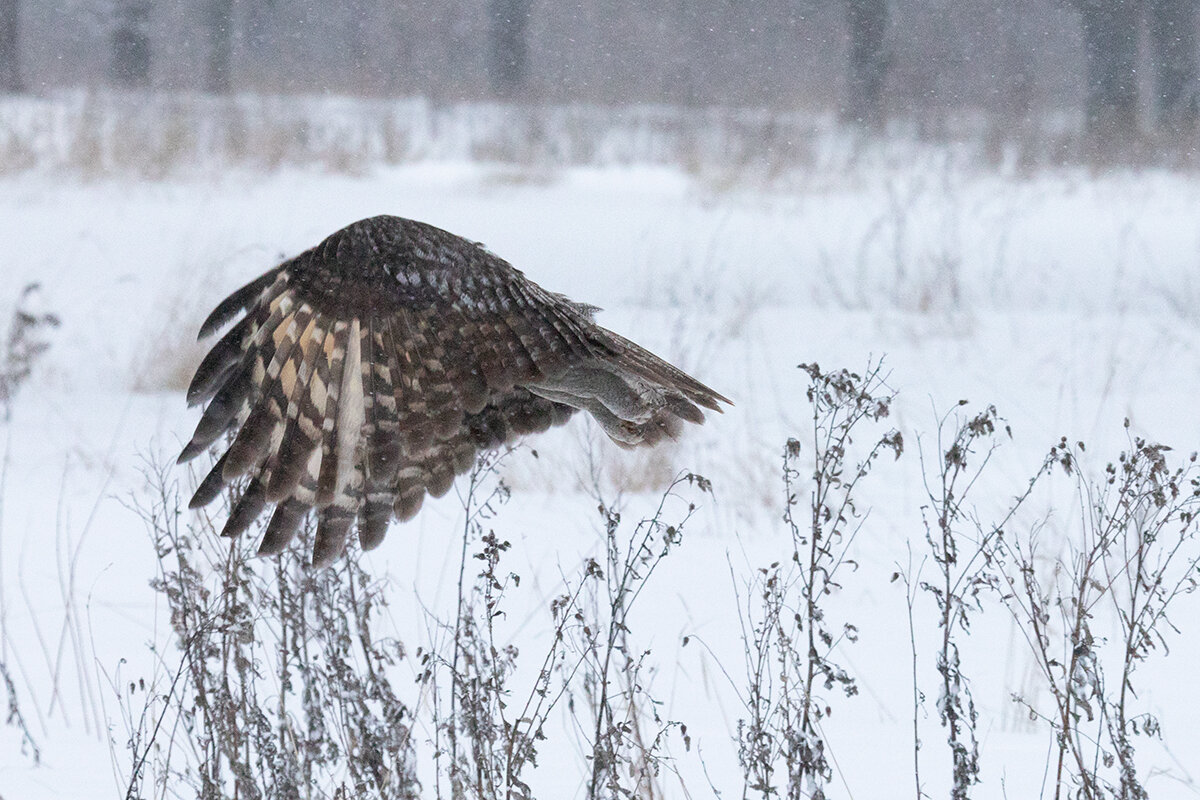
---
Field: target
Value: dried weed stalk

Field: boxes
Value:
[570,470,709,800]
[1,282,59,419]
[906,403,1048,799]
[737,360,902,799]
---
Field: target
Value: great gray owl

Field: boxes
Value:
[180,215,729,566]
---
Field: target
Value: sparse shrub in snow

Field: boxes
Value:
[0,282,58,766]
[568,471,707,800]
[0,282,59,421]
[124,458,420,800]
[735,360,901,800]
[898,407,1200,800]
[420,447,706,800]
[418,448,560,800]
[987,428,1200,800]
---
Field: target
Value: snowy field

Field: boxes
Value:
[3,102,1200,798]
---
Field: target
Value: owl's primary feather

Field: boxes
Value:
[180,215,730,566]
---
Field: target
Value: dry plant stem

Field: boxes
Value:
[796,360,902,793]
[582,470,705,800]
[896,547,926,800]
[1014,515,1104,800]
[915,403,1015,798]
[734,552,781,797]
[447,457,483,798]
[735,360,901,800]
[0,283,58,762]
[1,419,41,763]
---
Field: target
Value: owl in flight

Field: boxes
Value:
[180,216,729,566]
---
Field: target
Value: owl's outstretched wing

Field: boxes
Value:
[179,215,729,566]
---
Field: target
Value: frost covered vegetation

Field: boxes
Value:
[2,94,1200,799]
[94,364,1200,800]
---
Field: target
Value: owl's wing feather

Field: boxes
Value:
[198,263,288,339]
[186,269,290,406]
[311,323,366,565]
[222,476,267,539]
[262,315,327,502]
[260,498,308,557]
[182,215,727,566]
[314,320,350,507]
[358,319,397,552]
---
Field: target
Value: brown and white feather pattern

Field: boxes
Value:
[180,215,730,566]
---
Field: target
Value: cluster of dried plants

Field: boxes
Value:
[899,407,1200,800]
[122,459,418,800]
[568,471,708,799]
[989,428,1200,800]
[417,448,564,800]
[728,369,1200,800]
[416,444,706,800]
[115,437,710,800]
[902,402,1052,799]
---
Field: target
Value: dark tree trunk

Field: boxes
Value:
[111,1,151,88]
[206,0,234,93]
[245,0,273,56]
[346,0,371,88]
[487,0,532,99]
[844,0,889,129]
[0,0,22,93]
[1147,0,1199,135]
[1077,0,1142,153]
[998,0,1036,124]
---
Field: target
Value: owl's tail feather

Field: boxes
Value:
[526,328,729,449]
[599,329,731,413]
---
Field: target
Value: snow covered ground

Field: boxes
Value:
[3,130,1200,798]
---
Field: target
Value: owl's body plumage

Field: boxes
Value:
[181,215,729,566]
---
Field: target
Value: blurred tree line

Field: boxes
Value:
[0,0,1196,148]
